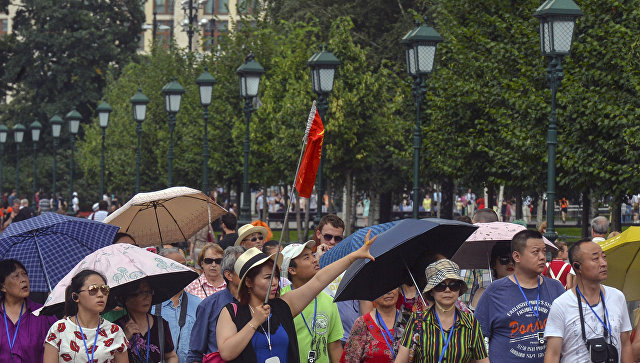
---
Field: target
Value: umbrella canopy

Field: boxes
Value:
[333,218,477,302]
[598,227,640,301]
[0,212,119,292]
[38,243,199,316]
[318,221,398,268]
[451,222,557,269]
[103,186,226,247]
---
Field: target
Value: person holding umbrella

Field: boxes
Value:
[0,259,56,362]
[395,259,488,363]
[216,231,377,363]
[43,269,128,363]
[469,243,514,310]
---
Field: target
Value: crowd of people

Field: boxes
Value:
[1,201,640,362]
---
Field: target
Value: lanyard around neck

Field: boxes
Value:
[435,308,457,363]
[76,315,101,363]
[133,315,151,363]
[576,286,611,336]
[514,274,540,321]
[300,297,317,338]
[375,310,398,358]
[3,301,24,356]
[250,305,272,353]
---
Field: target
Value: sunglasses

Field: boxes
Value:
[203,257,222,265]
[432,280,462,292]
[498,256,514,266]
[78,284,110,296]
[244,236,264,243]
[323,234,343,243]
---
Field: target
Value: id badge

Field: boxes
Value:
[537,332,545,345]
[265,357,281,363]
[307,350,317,363]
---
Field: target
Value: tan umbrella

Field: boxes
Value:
[104,187,226,247]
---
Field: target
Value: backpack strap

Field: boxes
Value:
[154,304,165,362]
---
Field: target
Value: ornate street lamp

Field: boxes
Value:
[400,20,443,219]
[196,67,216,195]
[66,109,81,214]
[161,79,185,187]
[236,53,265,225]
[534,0,582,241]
[96,101,112,199]
[12,123,25,193]
[308,46,340,225]
[180,0,207,51]
[29,119,42,201]
[0,124,8,195]
[130,89,149,194]
[50,114,63,202]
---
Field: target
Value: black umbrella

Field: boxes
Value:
[333,218,477,302]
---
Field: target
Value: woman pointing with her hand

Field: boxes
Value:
[216,230,377,363]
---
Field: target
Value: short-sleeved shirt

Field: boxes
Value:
[151,292,202,363]
[400,306,487,362]
[544,285,632,362]
[115,314,174,363]
[475,275,565,363]
[341,313,397,362]
[45,317,128,362]
[281,285,344,363]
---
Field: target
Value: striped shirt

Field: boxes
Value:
[400,306,487,363]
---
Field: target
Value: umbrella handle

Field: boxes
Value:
[403,258,428,308]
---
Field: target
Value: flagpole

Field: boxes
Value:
[265,101,317,305]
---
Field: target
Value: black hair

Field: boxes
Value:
[472,208,499,223]
[113,232,137,245]
[261,240,279,254]
[64,269,107,317]
[568,238,593,266]
[98,200,108,210]
[221,213,238,231]
[550,240,567,259]
[511,229,543,254]
[0,259,27,298]
[238,261,281,305]
[490,242,512,278]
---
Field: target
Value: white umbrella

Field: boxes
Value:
[104,186,226,247]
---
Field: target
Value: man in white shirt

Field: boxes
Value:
[71,191,80,214]
[87,201,109,222]
[544,240,633,362]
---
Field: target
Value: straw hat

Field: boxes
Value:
[234,247,283,291]
[281,240,316,279]
[235,224,268,246]
[423,259,467,295]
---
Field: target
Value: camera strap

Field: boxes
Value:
[576,286,611,344]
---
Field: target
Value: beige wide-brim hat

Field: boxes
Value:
[235,224,268,246]
[423,259,468,295]
[234,247,283,293]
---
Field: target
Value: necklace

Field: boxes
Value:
[435,302,455,312]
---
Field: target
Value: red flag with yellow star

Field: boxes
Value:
[295,107,324,198]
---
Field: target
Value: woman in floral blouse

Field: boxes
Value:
[341,288,400,362]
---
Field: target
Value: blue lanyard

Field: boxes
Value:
[3,301,24,356]
[133,315,151,363]
[300,298,317,338]
[76,315,100,363]
[434,309,457,363]
[577,287,611,335]
[375,310,398,358]
[514,274,540,321]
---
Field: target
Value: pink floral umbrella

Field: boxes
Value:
[36,243,198,316]
[451,222,557,269]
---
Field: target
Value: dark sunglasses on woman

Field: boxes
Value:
[432,280,462,292]
[203,257,223,265]
[498,256,514,265]
[78,284,110,296]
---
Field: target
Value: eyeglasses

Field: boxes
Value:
[432,281,462,292]
[203,257,222,265]
[131,289,154,297]
[78,284,110,296]
[243,236,264,243]
[323,234,343,243]
[498,256,514,266]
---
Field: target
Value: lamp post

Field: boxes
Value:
[308,46,340,225]
[131,89,150,194]
[29,119,42,202]
[196,67,216,195]
[534,0,582,242]
[49,115,63,201]
[236,54,265,225]
[162,79,185,187]
[0,125,7,195]
[12,123,25,193]
[401,20,443,219]
[96,101,112,200]
[66,109,81,214]
[180,0,207,51]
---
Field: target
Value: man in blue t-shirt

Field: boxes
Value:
[475,229,565,363]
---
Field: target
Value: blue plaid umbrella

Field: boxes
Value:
[318,221,398,268]
[0,212,119,292]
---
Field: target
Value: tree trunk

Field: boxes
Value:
[235,182,241,216]
[590,191,599,218]
[611,196,622,232]
[303,196,311,240]
[295,193,302,239]
[581,189,591,238]
[536,192,544,224]
[515,188,523,220]
[440,178,454,220]
[497,185,505,221]
[370,192,378,226]
[344,171,353,236]
[262,186,268,222]
[283,184,290,243]
[487,185,495,209]
[379,191,392,222]
[327,182,333,214]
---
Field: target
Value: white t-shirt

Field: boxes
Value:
[45,317,128,362]
[88,210,108,222]
[544,285,632,362]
